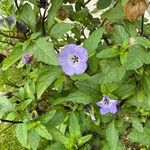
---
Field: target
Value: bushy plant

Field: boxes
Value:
[0,0,150,149]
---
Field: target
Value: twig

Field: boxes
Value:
[15,0,19,10]
[83,0,91,7]
[0,119,23,124]
[42,9,47,36]
[140,15,144,36]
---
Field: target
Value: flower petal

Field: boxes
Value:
[109,104,117,114]
[75,63,87,74]
[58,52,68,66]
[61,65,75,76]
[77,47,88,62]
[96,101,103,107]
[100,108,110,115]
[63,44,77,54]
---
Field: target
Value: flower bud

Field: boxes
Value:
[83,104,92,113]
[58,7,68,20]
[38,0,49,9]
[22,53,33,64]
[16,20,27,33]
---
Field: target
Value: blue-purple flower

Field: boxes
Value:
[58,44,88,76]
[96,96,118,115]
[22,54,33,64]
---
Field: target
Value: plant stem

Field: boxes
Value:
[42,9,47,36]
[83,0,91,7]
[140,15,144,36]
[0,119,23,124]
[15,0,19,10]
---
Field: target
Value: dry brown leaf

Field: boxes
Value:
[124,0,148,21]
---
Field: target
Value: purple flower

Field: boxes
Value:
[58,44,88,76]
[22,54,33,64]
[96,96,118,115]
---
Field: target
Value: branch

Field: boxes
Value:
[15,0,19,10]
[140,15,144,36]
[0,119,23,124]
[42,9,47,36]
[83,0,91,7]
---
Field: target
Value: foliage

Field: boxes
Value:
[0,0,150,149]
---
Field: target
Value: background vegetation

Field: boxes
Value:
[0,0,150,149]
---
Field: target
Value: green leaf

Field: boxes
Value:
[128,130,150,146]
[98,66,126,84]
[0,96,14,117]
[135,37,150,48]
[16,123,27,147]
[143,74,150,96]
[78,134,92,146]
[32,37,58,66]
[97,0,112,9]
[25,83,35,99]
[35,124,52,140]
[69,112,81,138]
[18,99,33,110]
[28,129,40,150]
[84,28,105,56]
[114,84,135,99]
[36,66,61,99]
[66,91,93,104]
[102,4,124,21]
[47,0,63,30]
[50,23,72,38]
[48,109,66,126]
[131,118,144,133]
[113,25,129,45]
[39,110,56,124]
[75,79,99,99]
[2,45,27,70]
[97,48,119,58]
[106,121,119,150]
[46,125,69,147]
[45,143,66,150]
[123,45,146,70]
[70,8,89,22]
[20,3,36,31]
